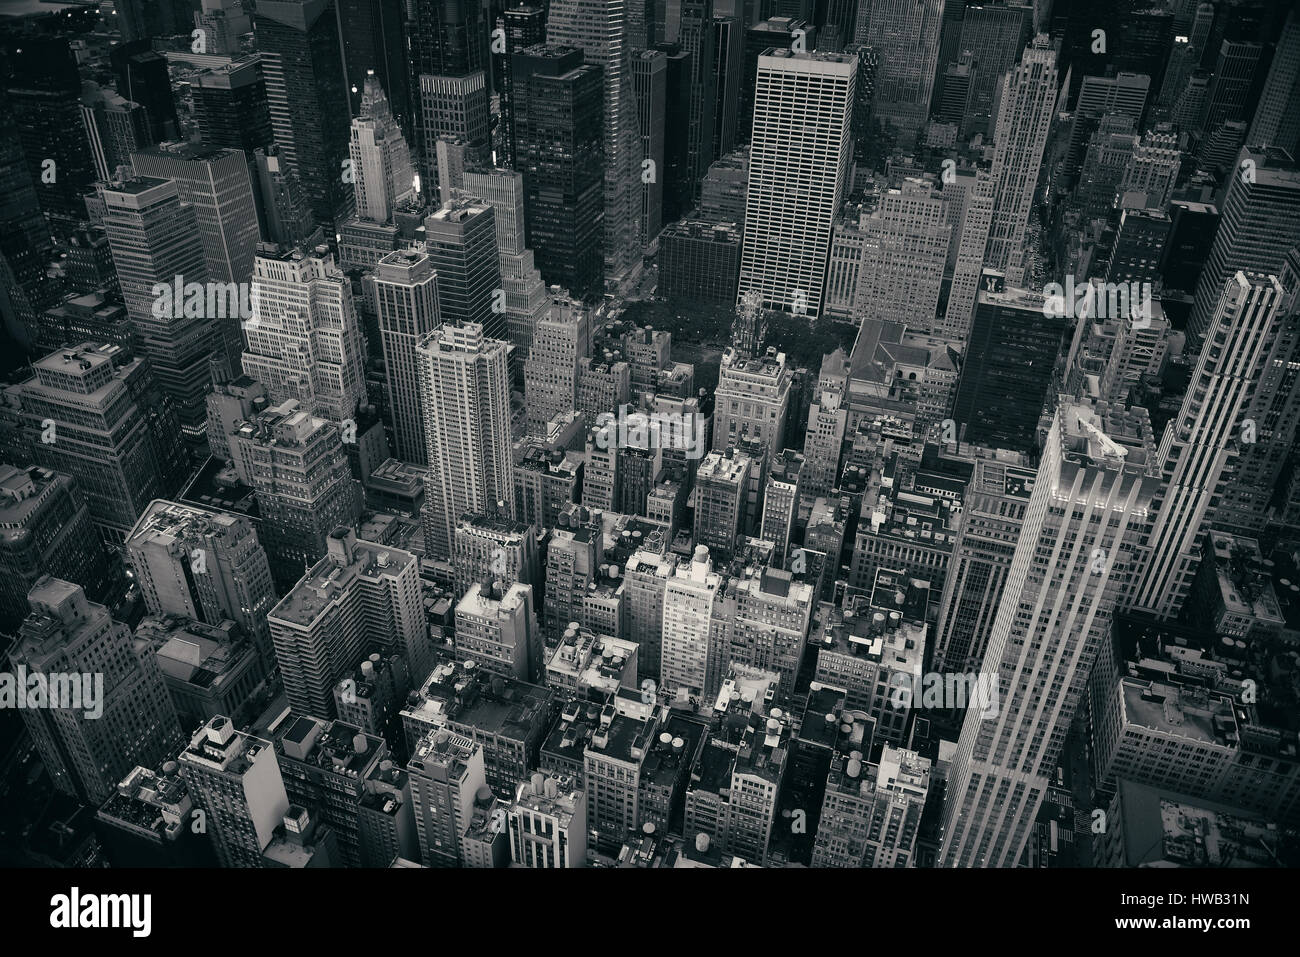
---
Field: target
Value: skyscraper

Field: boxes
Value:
[939,399,1159,868]
[548,0,644,291]
[853,0,945,134]
[416,323,514,560]
[407,0,490,186]
[423,199,504,338]
[369,247,442,464]
[497,5,548,171]
[737,50,856,318]
[632,50,668,246]
[348,73,417,224]
[255,0,355,229]
[984,34,1058,286]
[1246,6,1300,157]
[512,45,606,300]
[1186,147,1300,345]
[10,578,182,806]
[677,0,717,202]
[101,177,218,449]
[1131,273,1287,621]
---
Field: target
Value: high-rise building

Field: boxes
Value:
[548,0,644,291]
[712,15,743,160]
[190,57,275,158]
[509,43,605,299]
[2,342,188,541]
[348,73,417,224]
[407,728,488,867]
[408,0,489,186]
[241,246,368,425]
[939,399,1159,868]
[498,6,548,170]
[125,499,278,666]
[110,38,180,144]
[984,35,1058,285]
[737,50,855,318]
[416,323,514,560]
[10,578,182,806]
[507,774,587,867]
[101,178,218,449]
[632,50,668,247]
[255,0,355,229]
[939,166,995,341]
[712,346,792,461]
[423,199,504,339]
[227,400,363,589]
[950,273,1071,454]
[0,466,114,635]
[1186,148,1300,345]
[1246,6,1300,157]
[738,18,816,146]
[452,514,540,599]
[677,0,717,202]
[813,746,930,867]
[693,452,751,562]
[178,716,291,867]
[1131,273,1287,621]
[658,220,742,307]
[525,296,592,436]
[369,247,442,464]
[952,2,1030,131]
[268,525,427,716]
[456,581,542,683]
[79,85,152,181]
[662,545,723,699]
[853,0,945,133]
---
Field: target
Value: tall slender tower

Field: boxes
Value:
[1246,6,1300,157]
[1130,272,1287,621]
[416,323,514,560]
[349,73,416,224]
[984,34,1058,286]
[370,247,442,464]
[737,50,856,318]
[939,399,1159,868]
[548,0,644,291]
[678,0,717,202]
[854,0,946,134]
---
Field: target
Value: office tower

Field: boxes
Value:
[125,499,278,666]
[584,708,657,852]
[800,352,847,497]
[737,51,855,318]
[336,0,409,119]
[621,549,674,682]
[950,273,1071,454]
[548,0,644,291]
[453,514,540,597]
[1118,128,1181,209]
[3,37,96,233]
[738,18,816,146]
[1064,72,1150,181]
[814,746,930,867]
[3,343,188,541]
[10,578,182,806]
[712,15,743,160]
[498,6,548,170]
[1131,273,1286,621]
[576,355,631,423]
[846,178,950,333]
[369,248,441,463]
[408,728,488,867]
[255,0,355,229]
[939,166,994,341]
[726,567,813,697]
[677,0,717,202]
[79,85,152,181]
[937,56,975,130]
[190,58,275,157]
[423,199,504,338]
[939,400,1159,868]
[193,0,253,55]
[408,0,490,185]
[29,294,129,361]
[1161,198,1219,295]
[1201,38,1263,136]
[416,323,514,560]
[761,449,803,563]
[525,298,592,436]
[348,73,416,224]
[101,178,218,447]
[0,466,113,634]
[241,246,368,424]
[456,581,541,683]
[984,35,1058,285]
[1247,7,1300,157]
[1186,148,1300,344]
[110,39,179,145]
[227,401,364,589]
[0,104,50,259]
[1076,115,1140,219]
[853,0,944,134]
[953,2,1030,130]
[693,451,751,561]
[512,46,605,299]
[508,775,587,867]
[716,706,790,865]
[63,226,115,297]
[713,346,792,461]
[1105,208,1170,285]
[459,168,549,361]
[930,456,1034,675]
[661,545,723,699]
[658,221,742,306]
[179,716,291,867]
[633,50,667,246]
[268,525,426,715]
